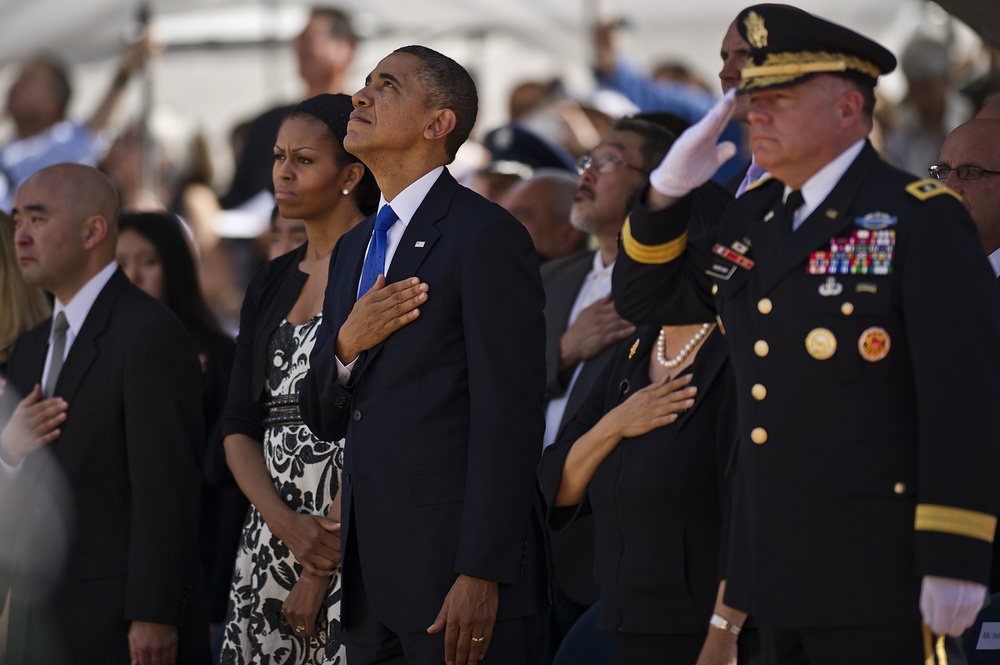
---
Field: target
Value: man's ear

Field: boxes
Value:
[424,108,457,142]
[81,215,108,250]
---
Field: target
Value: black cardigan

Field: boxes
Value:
[222,244,308,443]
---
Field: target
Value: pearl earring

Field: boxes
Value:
[341,188,350,196]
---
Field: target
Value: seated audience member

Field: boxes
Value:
[884,34,974,177]
[592,19,745,184]
[0,37,147,210]
[501,169,585,264]
[0,212,50,374]
[115,211,242,639]
[472,123,576,204]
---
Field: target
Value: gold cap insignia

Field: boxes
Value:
[858,326,890,362]
[744,11,768,49]
[805,328,837,360]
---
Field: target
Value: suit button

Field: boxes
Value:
[757,298,773,314]
[841,302,854,316]
[751,384,767,401]
[751,427,768,444]
[711,284,719,295]
[893,482,906,495]
[352,409,362,421]
[754,340,769,357]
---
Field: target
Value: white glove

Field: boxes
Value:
[649,88,739,198]
[919,575,987,636]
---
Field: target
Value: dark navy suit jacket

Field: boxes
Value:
[300,169,548,632]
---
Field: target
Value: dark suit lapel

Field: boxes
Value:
[756,143,881,295]
[53,269,128,404]
[360,170,454,371]
[385,171,453,284]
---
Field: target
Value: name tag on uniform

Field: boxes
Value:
[976,622,1000,650]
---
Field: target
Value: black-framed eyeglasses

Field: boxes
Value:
[577,154,647,176]
[928,164,1000,181]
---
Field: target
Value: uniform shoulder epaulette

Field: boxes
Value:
[905,179,962,202]
[744,174,775,192]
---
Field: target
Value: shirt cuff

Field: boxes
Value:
[335,356,355,385]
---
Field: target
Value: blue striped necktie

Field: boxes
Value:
[358,204,398,299]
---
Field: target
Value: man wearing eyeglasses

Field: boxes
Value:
[935,118,1000,281]
[536,116,729,658]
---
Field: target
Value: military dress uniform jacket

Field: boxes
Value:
[612,141,1000,628]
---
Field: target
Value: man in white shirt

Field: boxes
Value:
[935,118,1000,280]
[1,163,207,664]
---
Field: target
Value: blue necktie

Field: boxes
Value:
[358,204,398,299]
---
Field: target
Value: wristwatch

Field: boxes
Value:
[709,613,742,637]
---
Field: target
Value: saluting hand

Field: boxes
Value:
[336,275,428,365]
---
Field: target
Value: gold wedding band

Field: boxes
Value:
[295,625,306,632]
[471,636,485,643]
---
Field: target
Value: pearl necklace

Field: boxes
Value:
[656,323,711,369]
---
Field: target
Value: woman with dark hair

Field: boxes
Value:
[115,210,243,641]
[221,93,378,664]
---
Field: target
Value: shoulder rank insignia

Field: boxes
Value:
[905,179,962,202]
[744,10,768,48]
[856,211,897,229]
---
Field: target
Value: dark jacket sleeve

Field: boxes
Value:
[613,182,731,325]
[222,265,267,443]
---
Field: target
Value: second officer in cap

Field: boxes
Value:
[613,4,1000,663]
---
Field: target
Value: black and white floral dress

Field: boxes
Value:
[221,315,345,665]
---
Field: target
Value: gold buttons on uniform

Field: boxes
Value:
[754,340,769,357]
[712,284,719,295]
[841,302,854,316]
[751,384,767,401]
[893,482,906,495]
[757,298,773,314]
[751,428,768,444]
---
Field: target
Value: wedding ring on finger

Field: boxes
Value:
[471,636,485,643]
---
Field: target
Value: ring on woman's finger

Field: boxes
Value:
[295,625,306,633]
[471,636,485,643]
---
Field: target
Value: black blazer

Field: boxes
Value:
[614,142,1000,627]
[1,269,207,663]
[300,169,549,633]
[539,326,735,634]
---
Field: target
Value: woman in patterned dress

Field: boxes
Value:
[221,93,379,664]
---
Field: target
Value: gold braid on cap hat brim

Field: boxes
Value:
[739,51,881,91]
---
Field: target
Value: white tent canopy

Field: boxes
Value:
[0,0,989,186]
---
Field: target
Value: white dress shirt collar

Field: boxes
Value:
[988,247,1000,278]
[50,260,118,346]
[786,139,866,230]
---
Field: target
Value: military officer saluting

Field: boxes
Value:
[613,4,1000,663]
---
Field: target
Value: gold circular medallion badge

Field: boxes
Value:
[805,328,837,360]
[858,326,890,362]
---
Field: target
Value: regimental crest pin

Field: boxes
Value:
[858,327,890,362]
[744,10,768,48]
[818,276,843,297]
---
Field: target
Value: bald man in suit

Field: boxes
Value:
[1,164,208,664]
